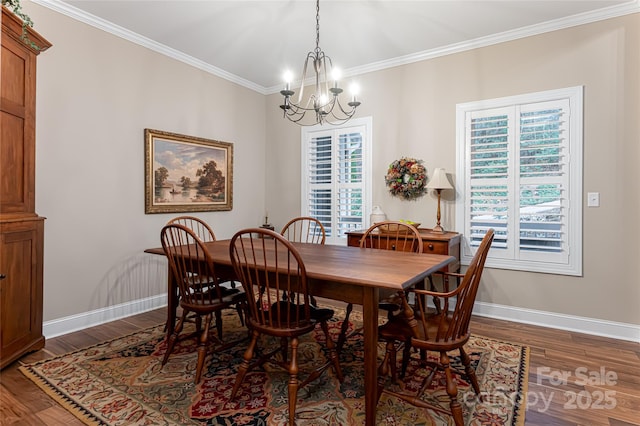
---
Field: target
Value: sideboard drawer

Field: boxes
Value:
[424,241,449,255]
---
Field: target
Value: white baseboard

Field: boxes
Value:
[43,295,639,344]
[43,294,167,339]
[473,301,640,343]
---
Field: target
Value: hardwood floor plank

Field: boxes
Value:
[35,405,80,425]
[610,418,640,426]
[0,383,48,425]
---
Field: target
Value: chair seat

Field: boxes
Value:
[380,311,469,347]
[265,301,334,324]
[185,284,241,299]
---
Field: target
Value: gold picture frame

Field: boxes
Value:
[144,129,233,214]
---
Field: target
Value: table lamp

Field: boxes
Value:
[426,168,453,233]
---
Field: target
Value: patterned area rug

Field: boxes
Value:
[20,309,528,425]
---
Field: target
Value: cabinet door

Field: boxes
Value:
[1,32,37,216]
[0,220,44,368]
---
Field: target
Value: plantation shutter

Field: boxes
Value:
[517,100,569,264]
[307,133,333,234]
[457,87,582,275]
[467,107,513,259]
[303,118,371,245]
[336,131,364,238]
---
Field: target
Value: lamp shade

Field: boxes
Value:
[426,168,453,190]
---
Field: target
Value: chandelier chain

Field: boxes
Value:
[315,0,320,51]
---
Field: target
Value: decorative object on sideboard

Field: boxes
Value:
[426,167,453,233]
[279,0,361,126]
[260,214,275,231]
[370,205,387,224]
[385,157,427,200]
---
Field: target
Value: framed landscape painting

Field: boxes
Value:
[145,129,233,214]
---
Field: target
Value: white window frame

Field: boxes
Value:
[455,87,583,276]
[301,116,372,246]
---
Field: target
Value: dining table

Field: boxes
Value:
[145,238,454,426]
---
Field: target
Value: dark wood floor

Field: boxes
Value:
[1,306,638,425]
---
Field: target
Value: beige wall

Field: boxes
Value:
[26,4,267,321]
[23,2,639,331]
[266,14,640,326]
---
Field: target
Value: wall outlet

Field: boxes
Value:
[587,192,600,207]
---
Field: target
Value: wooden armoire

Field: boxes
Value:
[1,6,51,369]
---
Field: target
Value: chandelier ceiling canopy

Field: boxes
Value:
[279,0,361,127]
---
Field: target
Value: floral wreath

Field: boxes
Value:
[385,157,427,200]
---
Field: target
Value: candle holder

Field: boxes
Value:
[260,216,275,232]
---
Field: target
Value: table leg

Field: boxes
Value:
[361,286,379,426]
[166,269,178,338]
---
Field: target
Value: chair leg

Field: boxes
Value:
[376,340,390,398]
[460,347,481,396]
[235,303,245,326]
[162,311,186,366]
[194,314,212,384]
[400,339,412,378]
[287,337,300,426]
[280,337,289,363]
[230,329,259,399]
[441,351,464,426]
[320,320,343,382]
[337,303,353,352]
[215,310,223,339]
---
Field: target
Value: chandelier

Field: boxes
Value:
[279,0,361,126]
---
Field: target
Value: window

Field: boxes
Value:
[302,117,372,245]
[456,87,583,275]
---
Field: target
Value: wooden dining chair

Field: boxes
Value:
[167,215,216,242]
[337,220,423,358]
[280,216,325,306]
[166,215,243,332]
[228,228,343,426]
[160,223,247,384]
[280,216,326,244]
[376,229,494,426]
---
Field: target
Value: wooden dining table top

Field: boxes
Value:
[145,238,455,292]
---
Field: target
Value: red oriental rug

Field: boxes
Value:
[20,309,528,425]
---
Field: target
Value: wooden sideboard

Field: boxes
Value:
[346,228,461,272]
[1,6,51,369]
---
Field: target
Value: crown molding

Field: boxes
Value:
[332,0,640,88]
[34,0,640,97]
[32,0,268,95]
[267,0,640,94]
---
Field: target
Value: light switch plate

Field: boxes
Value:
[587,192,600,207]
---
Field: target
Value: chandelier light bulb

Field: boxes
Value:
[349,82,360,96]
[283,70,295,93]
[331,68,342,88]
[349,82,361,106]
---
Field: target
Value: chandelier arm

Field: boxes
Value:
[296,53,315,104]
[320,53,332,109]
[333,97,356,116]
